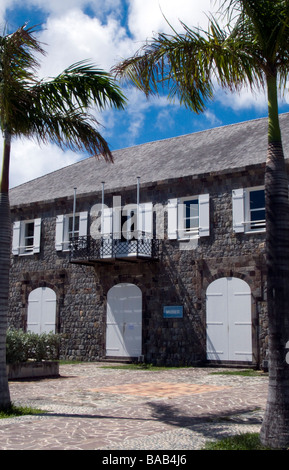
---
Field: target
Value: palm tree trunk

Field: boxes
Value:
[0,131,11,409]
[260,75,289,448]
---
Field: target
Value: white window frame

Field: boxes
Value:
[12,219,41,256]
[232,186,265,234]
[178,196,199,239]
[167,194,210,240]
[245,186,266,232]
[66,214,80,241]
[55,212,88,251]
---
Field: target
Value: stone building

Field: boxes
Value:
[8,114,289,368]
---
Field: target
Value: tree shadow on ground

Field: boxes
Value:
[146,401,263,442]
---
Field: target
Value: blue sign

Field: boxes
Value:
[163,306,183,318]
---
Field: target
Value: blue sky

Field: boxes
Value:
[2,0,289,188]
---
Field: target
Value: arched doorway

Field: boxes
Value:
[206,277,252,362]
[106,283,142,358]
[27,287,57,334]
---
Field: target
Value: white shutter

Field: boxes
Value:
[138,203,153,237]
[102,207,113,237]
[12,221,21,255]
[33,218,41,253]
[101,207,113,258]
[79,212,88,237]
[167,198,178,239]
[55,215,64,251]
[63,215,70,250]
[113,205,122,240]
[232,189,245,233]
[19,221,25,253]
[199,194,210,237]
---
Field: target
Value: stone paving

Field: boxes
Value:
[0,363,268,450]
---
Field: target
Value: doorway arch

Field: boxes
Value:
[27,287,57,334]
[106,283,142,358]
[206,277,252,362]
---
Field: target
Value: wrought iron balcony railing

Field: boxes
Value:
[69,235,159,264]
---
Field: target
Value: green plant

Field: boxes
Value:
[6,328,60,363]
[0,403,44,419]
[6,328,29,363]
[203,433,277,450]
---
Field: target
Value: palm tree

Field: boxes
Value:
[113,0,289,448]
[0,24,126,409]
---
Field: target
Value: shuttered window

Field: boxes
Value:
[12,219,42,255]
[55,212,88,251]
[232,187,265,233]
[167,194,210,240]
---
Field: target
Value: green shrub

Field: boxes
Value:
[6,328,60,363]
[204,433,275,450]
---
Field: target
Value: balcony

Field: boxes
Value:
[69,235,159,265]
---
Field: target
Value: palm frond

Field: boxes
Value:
[20,107,113,162]
[113,15,264,112]
[36,61,126,114]
[0,24,44,83]
[113,29,215,113]
[0,25,45,133]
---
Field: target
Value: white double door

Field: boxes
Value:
[27,287,56,334]
[206,277,252,362]
[106,283,142,357]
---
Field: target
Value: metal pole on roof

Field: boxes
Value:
[101,182,105,234]
[72,187,77,238]
[137,176,140,206]
[137,177,140,239]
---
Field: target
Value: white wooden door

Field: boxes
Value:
[206,277,252,361]
[27,287,56,334]
[106,284,142,357]
[206,277,229,361]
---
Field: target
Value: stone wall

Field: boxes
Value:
[8,164,268,367]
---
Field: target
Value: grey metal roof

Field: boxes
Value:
[9,113,289,207]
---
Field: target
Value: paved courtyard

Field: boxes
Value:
[0,363,268,450]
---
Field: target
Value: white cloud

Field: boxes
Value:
[217,87,268,112]
[37,9,133,78]
[203,110,222,127]
[127,0,216,41]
